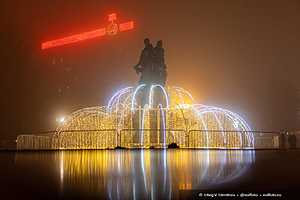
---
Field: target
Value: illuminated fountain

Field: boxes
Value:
[103,84,253,149]
[17,84,253,150]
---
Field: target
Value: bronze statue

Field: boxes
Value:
[153,40,167,86]
[134,38,167,86]
[134,38,154,84]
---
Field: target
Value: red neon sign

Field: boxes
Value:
[41,13,134,50]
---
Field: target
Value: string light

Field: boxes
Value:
[17,85,253,149]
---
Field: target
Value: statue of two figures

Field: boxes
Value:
[132,38,167,148]
[134,38,167,86]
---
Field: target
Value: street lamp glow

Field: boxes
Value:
[56,116,65,124]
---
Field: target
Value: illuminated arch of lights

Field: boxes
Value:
[17,85,254,150]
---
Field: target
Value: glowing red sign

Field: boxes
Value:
[41,13,134,50]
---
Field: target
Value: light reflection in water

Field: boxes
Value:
[15,150,255,199]
[58,150,254,199]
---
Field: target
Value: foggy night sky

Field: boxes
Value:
[1,0,300,139]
